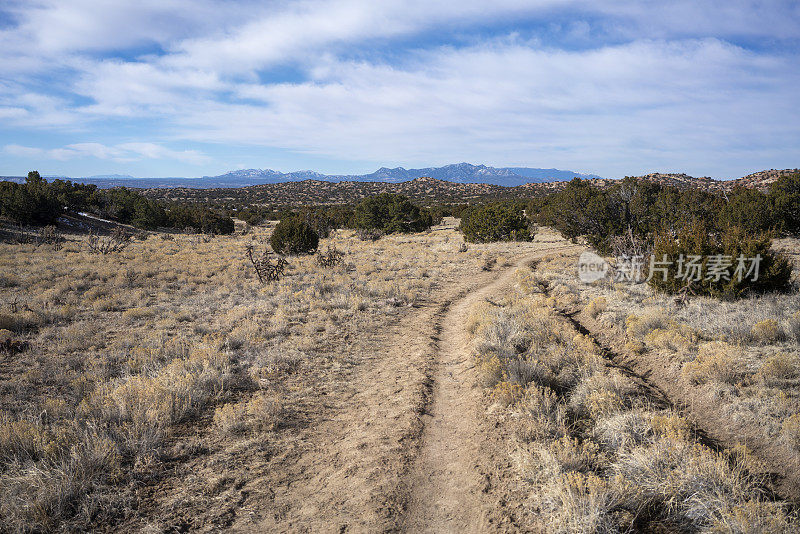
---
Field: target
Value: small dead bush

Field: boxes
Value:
[86,228,130,254]
[585,297,607,318]
[213,403,248,435]
[246,244,288,283]
[593,411,652,453]
[757,353,800,385]
[316,244,344,268]
[35,225,64,250]
[781,414,800,451]
[787,311,800,343]
[625,309,669,339]
[0,329,28,355]
[246,391,284,431]
[356,228,383,241]
[536,472,622,534]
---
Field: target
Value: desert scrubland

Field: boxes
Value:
[1,181,799,533]
[0,219,561,531]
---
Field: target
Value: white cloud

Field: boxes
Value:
[3,142,210,165]
[0,1,798,176]
[117,142,211,164]
[166,39,799,176]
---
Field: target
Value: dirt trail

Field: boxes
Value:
[120,242,575,532]
[400,252,550,532]
[236,245,575,532]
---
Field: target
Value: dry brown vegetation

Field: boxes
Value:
[468,262,799,531]
[0,218,547,532]
[540,248,800,476]
[2,215,799,532]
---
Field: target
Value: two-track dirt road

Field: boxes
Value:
[120,239,576,533]
[234,245,576,533]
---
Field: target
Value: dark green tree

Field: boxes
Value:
[270,216,319,254]
[459,202,531,243]
[719,187,776,234]
[769,172,800,235]
[352,193,432,234]
[648,223,792,299]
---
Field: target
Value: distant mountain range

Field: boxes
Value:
[3,163,605,188]
[205,163,605,187]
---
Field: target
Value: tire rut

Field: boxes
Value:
[556,303,798,508]
[401,247,579,533]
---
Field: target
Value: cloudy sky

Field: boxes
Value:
[1,1,798,179]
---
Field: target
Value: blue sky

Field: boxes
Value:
[0,1,798,179]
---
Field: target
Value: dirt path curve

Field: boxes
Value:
[121,242,575,533]
[231,245,577,533]
[401,247,576,533]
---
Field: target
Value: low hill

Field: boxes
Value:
[140,168,798,206]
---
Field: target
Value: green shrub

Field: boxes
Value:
[270,217,319,254]
[352,193,432,234]
[647,224,792,299]
[538,178,619,252]
[168,204,234,235]
[459,203,532,243]
[0,172,61,225]
[769,172,800,235]
[719,187,777,235]
[297,206,338,238]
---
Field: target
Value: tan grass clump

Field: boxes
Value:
[787,311,800,343]
[477,354,504,388]
[625,309,669,340]
[491,381,524,407]
[517,385,567,441]
[643,323,697,355]
[707,501,796,534]
[536,472,622,534]
[213,402,248,435]
[781,414,800,451]
[757,352,800,385]
[245,391,284,431]
[750,319,785,344]
[585,296,607,318]
[568,372,631,421]
[121,307,155,322]
[681,342,743,385]
[649,413,691,442]
[592,411,652,453]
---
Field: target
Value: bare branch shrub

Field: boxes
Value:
[357,228,383,241]
[35,225,64,250]
[609,226,651,259]
[246,244,288,283]
[86,228,130,254]
[316,244,344,268]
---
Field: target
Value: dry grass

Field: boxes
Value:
[469,272,797,532]
[533,245,800,478]
[0,219,553,530]
[682,342,744,385]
